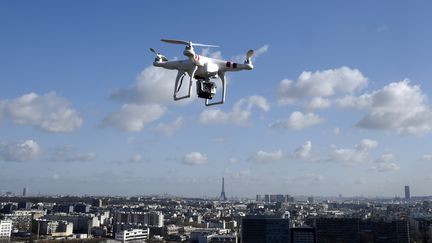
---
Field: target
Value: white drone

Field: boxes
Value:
[150,39,254,106]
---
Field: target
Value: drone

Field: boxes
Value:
[150,39,254,106]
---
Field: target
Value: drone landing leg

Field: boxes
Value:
[173,71,189,100]
[173,67,197,101]
[205,71,226,106]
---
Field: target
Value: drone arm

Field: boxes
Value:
[205,71,226,106]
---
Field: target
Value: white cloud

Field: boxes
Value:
[372,153,400,172]
[269,111,323,130]
[101,104,166,132]
[154,117,183,136]
[110,66,179,105]
[293,141,313,161]
[278,66,368,105]
[337,80,432,135]
[199,95,269,125]
[328,139,378,164]
[0,92,82,132]
[48,146,96,162]
[422,154,432,161]
[329,148,369,164]
[0,140,41,162]
[306,97,331,110]
[249,150,283,163]
[183,152,208,166]
[357,139,379,151]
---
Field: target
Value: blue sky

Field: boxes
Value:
[1,1,432,198]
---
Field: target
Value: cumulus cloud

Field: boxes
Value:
[0,92,82,132]
[183,152,208,166]
[0,140,41,162]
[48,146,96,162]
[101,104,166,132]
[278,66,368,105]
[372,153,400,172]
[154,117,183,136]
[249,150,283,163]
[357,139,379,151]
[328,139,378,164]
[293,141,313,161]
[337,80,432,135]
[110,66,178,105]
[306,97,331,110]
[269,111,323,130]
[199,95,269,125]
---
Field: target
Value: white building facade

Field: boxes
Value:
[115,228,150,241]
[0,220,12,238]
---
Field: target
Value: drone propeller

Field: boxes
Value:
[149,48,158,54]
[149,48,168,62]
[246,49,255,59]
[161,39,219,48]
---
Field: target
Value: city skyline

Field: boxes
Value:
[1,1,432,197]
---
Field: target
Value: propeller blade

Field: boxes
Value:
[149,48,157,54]
[161,39,189,45]
[161,39,219,48]
[192,43,219,48]
[247,49,255,59]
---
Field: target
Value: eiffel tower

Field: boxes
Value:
[219,177,227,201]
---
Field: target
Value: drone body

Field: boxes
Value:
[150,39,254,106]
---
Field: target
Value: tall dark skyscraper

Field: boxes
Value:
[404,185,410,200]
[22,187,27,197]
[241,215,290,243]
[219,177,227,201]
[315,218,360,243]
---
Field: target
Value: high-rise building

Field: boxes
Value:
[92,198,103,207]
[113,211,164,228]
[315,218,360,243]
[291,226,316,243]
[74,203,90,213]
[22,187,27,197]
[0,220,12,239]
[404,185,410,200]
[219,177,227,201]
[17,201,32,210]
[241,215,290,243]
